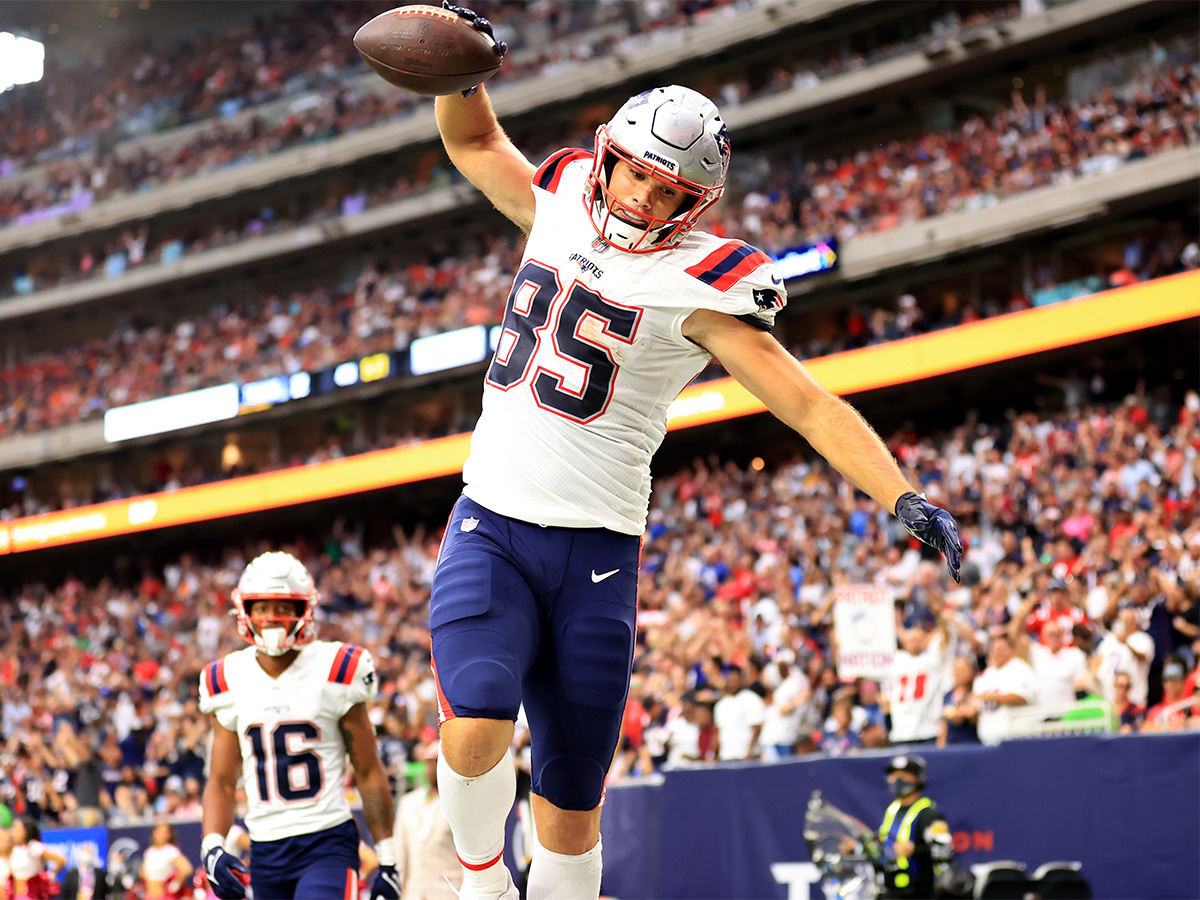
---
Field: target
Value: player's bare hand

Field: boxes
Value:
[894,839,916,858]
[895,492,963,582]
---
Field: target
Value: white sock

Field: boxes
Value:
[438,751,516,894]
[526,836,603,900]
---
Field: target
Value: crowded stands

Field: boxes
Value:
[1,384,1197,827]
[4,35,1195,293]
[2,59,1197,448]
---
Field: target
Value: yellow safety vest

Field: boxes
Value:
[879,797,933,890]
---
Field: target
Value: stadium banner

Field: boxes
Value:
[832,585,895,678]
[2,272,1196,553]
[599,733,1200,900]
[41,825,107,875]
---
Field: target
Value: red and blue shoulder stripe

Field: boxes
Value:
[328,644,366,685]
[685,240,773,292]
[533,148,593,194]
[204,658,229,697]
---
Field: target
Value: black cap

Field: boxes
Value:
[885,754,928,787]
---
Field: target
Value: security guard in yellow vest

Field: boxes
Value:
[878,755,954,898]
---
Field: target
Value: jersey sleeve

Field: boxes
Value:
[532,148,594,195]
[326,643,378,715]
[198,656,237,732]
[682,239,787,332]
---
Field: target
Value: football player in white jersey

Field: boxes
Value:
[426,6,963,899]
[199,552,400,900]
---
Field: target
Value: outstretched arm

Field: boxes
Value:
[685,311,961,577]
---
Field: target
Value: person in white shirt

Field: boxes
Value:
[1009,600,1088,707]
[972,633,1039,745]
[395,741,461,900]
[713,667,766,761]
[1094,608,1155,707]
[662,698,703,770]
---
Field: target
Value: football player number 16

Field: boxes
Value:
[246,722,323,802]
[487,260,640,422]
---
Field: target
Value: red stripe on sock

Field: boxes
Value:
[458,849,504,871]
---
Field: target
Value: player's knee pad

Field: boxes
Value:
[438,656,523,720]
[535,753,608,811]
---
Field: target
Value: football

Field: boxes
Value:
[353,4,503,96]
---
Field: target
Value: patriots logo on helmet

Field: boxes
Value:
[753,288,782,310]
[714,125,731,160]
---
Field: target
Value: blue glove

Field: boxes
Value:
[895,492,963,583]
[370,864,402,900]
[203,844,250,900]
[441,0,508,96]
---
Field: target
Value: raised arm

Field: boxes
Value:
[435,88,536,232]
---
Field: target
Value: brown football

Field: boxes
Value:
[354,5,503,96]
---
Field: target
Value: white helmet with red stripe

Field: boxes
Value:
[585,85,730,253]
[231,551,319,656]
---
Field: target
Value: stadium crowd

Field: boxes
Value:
[1,0,770,173]
[4,33,1194,296]
[2,55,1198,446]
[2,220,1196,519]
[1,383,1198,828]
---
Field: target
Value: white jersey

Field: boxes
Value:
[463,149,786,535]
[198,641,377,842]
[887,634,950,743]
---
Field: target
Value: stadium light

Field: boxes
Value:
[0,33,45,92]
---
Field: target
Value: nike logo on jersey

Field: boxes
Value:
[591,568,620,583]
[771,274,783,285]
[461,517,479,532]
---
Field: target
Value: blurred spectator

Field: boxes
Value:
[973,633,1038,745]
[140,822,193,900]
[714,665,766,762]
[1094,608,1155,708]
[1110,672,1144,734]
[1010,600,1089,706]
[394,739,459,898]
[1142,657,1194,731]
[938,656,980,746]
[816,694,862,757]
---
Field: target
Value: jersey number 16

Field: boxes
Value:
[246,722,324,803]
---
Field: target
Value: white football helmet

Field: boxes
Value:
[585,85,730,253]
[231,551,319,656]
